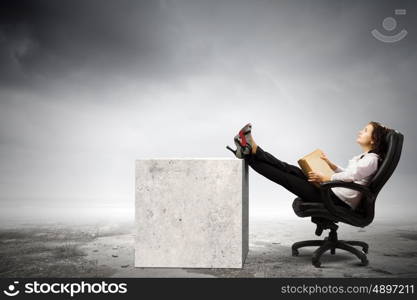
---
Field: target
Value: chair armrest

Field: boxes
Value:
[319,180,373,199]
[317,180,373,219]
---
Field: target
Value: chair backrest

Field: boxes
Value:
[352,129,403,225]
[369,129,404,195]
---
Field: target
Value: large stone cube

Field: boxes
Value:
[135,158,249,268]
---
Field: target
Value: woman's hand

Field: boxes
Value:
[320,152,330,164]
[308,171,332,183]
[320,151,338,171]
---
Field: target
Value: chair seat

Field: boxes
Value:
[292,197,369,225]
[292,198,342,221]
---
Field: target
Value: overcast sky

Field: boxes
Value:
[0,0,416,223]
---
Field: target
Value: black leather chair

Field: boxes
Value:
[291,129,404,267]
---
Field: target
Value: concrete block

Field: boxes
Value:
[135,158,249,268]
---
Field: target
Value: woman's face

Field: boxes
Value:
[356,123,374,147]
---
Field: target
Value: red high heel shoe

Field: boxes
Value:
[226,134,252,159]
[238,122,254,150]
[238,123,252,147]
[226,123,254,158]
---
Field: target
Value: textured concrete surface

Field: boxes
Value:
[1,217,417,278]
[123,217,417,278]
[135,158,249,268]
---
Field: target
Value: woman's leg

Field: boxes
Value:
[249,145,307,180]
[245,154,322,203]
[245,146,353,208]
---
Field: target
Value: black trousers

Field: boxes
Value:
[245,145,352,209]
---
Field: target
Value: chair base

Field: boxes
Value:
[291,228,369,268]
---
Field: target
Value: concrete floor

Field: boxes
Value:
[1,217,417,278]
[110,217,417,278]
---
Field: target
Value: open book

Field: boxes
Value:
[297,149,335,188]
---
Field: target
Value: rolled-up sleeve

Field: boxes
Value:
[331,156,379,182]
[334,165,345,173]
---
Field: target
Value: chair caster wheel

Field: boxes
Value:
[292,249,299,256]
[360,258,369,266]
[312,259,321,268]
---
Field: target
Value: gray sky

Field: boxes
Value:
[0,0,416,223]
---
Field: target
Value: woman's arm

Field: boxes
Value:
[320,152,344,172]
[332,164,345,173]
[330,155,379,182]
[327,161,344,172]
[308,152,350,183]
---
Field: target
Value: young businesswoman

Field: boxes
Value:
[226,121,390,210]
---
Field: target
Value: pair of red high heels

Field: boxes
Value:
[226,123,253,159]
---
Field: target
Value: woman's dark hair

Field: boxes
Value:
[368,121,391,162]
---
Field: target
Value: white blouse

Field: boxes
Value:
[330,152,380,210]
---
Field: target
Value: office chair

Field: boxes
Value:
[291,129,404,267]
